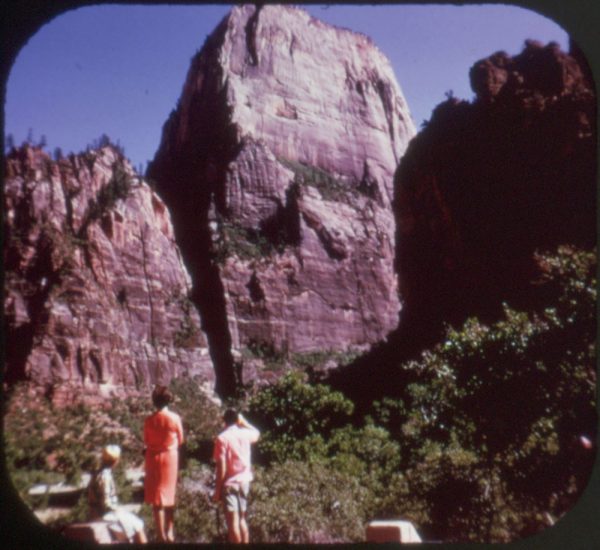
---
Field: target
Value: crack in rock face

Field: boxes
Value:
[148,4,416,396]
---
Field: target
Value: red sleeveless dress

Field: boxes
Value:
[144,407,184,507]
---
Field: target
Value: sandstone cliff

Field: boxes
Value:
[326,40,596,405]
[3,144,213,404]
[394,40,596,341]
[148,4,416,396]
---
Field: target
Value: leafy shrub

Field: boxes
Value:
[246,372,414,525]
[215,221,275,262]
[168,377,223,462]
[250,460,369,543]
[326,423,402,517]
[247,372,354,464]
[4,386,149,508]
[372,246,597,541]
[6,391,97,488]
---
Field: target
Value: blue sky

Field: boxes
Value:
[4,3,569,171]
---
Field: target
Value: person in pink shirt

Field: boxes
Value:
[212,409,260,543]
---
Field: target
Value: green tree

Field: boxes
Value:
[5,133,15,151]
[373,246,596,541]
[248,372,354,463]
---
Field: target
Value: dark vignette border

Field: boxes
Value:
[0,0,598,549]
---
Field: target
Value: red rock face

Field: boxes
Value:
[3,145,214,402]
[148,5,416,396]
[394,41,596,343]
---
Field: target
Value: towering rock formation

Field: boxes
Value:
[326,40,596,407]
[149,4,416,396]
[394,40,596,343]
[3,145,213,403]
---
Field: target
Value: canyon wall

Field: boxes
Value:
[7,11,591,405]
[394,39,596,341]
[326,40,596,404]
[3,145,213,404]
[148,4,416,395]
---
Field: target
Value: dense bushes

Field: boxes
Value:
[3,389,145,496]
[250,460,368,542]
[370,246,597,541]
[247,371,354,463]
[243,246,596,542]
[4,245,595,543]
[246,373,407,536]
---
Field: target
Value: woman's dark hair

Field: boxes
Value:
[152,386,173,409]
[223,409,238,426]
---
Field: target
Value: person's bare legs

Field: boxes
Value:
[225,510,242,543]
[165,507,175,542]
[134,529,148,544]
[153,506,167,542]
[239,510,249,544]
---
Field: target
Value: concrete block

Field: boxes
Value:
[366,520,422,543]
[63,521,114,544]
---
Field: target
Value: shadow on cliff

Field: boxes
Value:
[326,39,596,411]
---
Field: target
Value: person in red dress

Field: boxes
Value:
[144,386,184,542]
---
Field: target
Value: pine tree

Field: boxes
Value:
[5,133,14,151]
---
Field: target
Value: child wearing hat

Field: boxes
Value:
[88,444,147,543]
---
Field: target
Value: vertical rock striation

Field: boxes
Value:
[149,4,416,396]
[3,145,213,403]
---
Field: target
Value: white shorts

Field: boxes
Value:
[104,509,144,541]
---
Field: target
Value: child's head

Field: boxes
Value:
[101,444,122,467]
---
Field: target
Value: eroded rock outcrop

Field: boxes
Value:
[394,40,596,341]
[4,145,213,403]
[325,40,596,407]
[149,4,416,396]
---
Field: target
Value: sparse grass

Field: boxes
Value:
[215,222,276,263]
[277,157,353,203]
[242,340,287,374]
